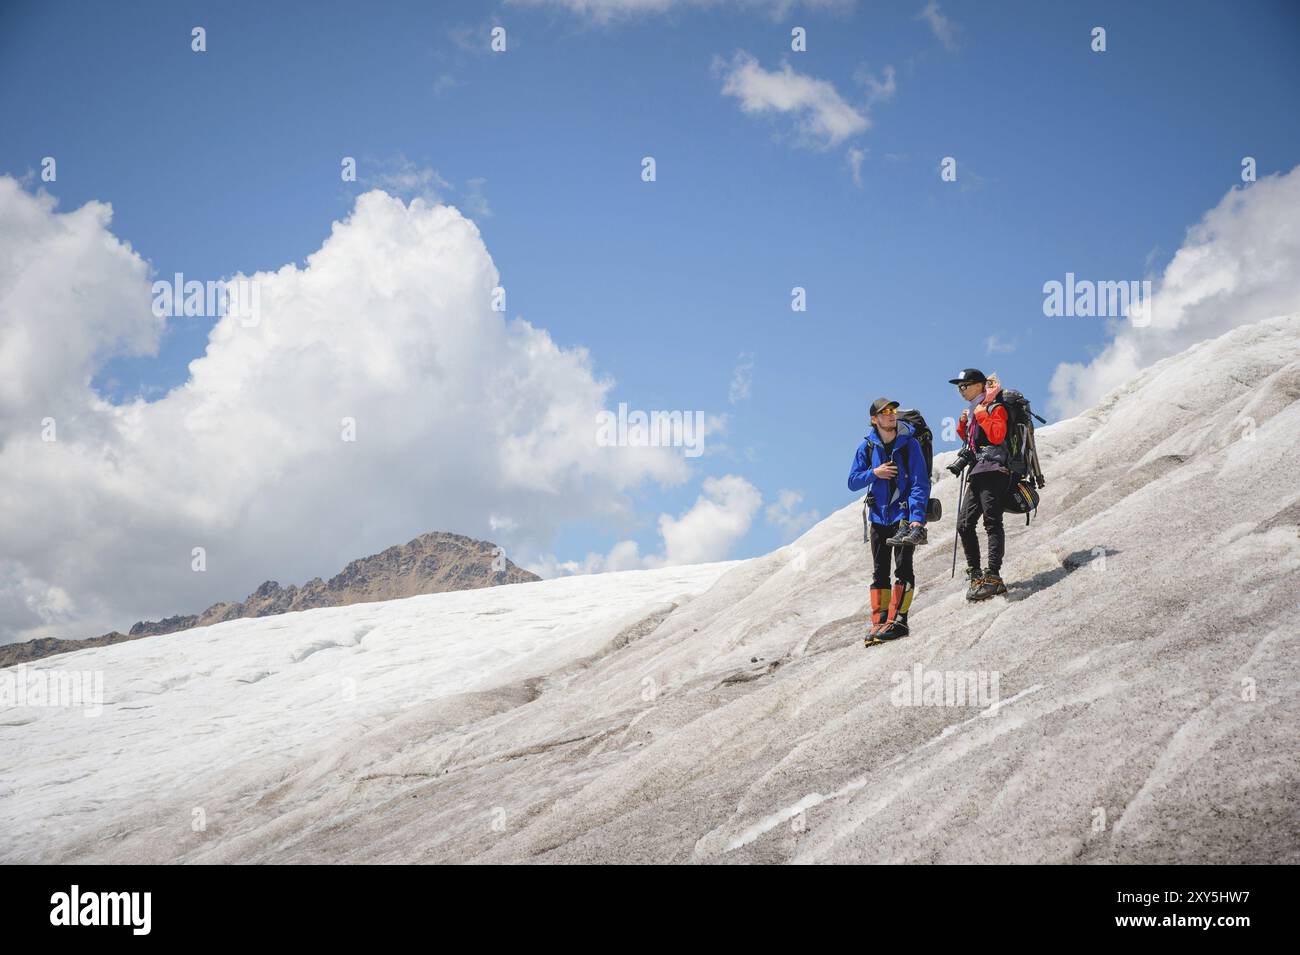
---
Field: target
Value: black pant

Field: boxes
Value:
[958,471,1011,574]
[869,521,914,589]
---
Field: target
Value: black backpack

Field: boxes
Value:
[896,409,934,486]
[992,390,1047,524]
[861,409,941,541]
[994,391,1047,488]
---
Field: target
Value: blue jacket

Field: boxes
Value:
[847,421,931,526]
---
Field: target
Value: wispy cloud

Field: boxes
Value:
[847,147,867,187]
[448,16,512,54]
[507,0,855,26]
[916,0,958,52]
[362,156,451,201]
[463,177,492,218]
[985,334,1017,355]
[362,160,492,219]
[728,352,755,404]
[716,52,869,150]
[857,64,897,106]
[765,488,820,542]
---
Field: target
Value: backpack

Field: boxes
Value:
[861,409,941,542]
[992,390,1047,524]
[1004,479,1041,518]
[993,390,1046,488]
[896,409,934,486]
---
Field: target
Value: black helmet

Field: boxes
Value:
[947,368,986,386]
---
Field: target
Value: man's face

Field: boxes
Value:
[873,408,897,429]
[957,381,984,400]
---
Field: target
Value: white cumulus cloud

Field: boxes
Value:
[659,474,763,565]
[0,179,700,644]
[1049,165,1300,419]
[532,473,762,574]
[0,182,164,435]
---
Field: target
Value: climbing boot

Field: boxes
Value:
[888,523,928,547]
[877,582,914,640]
[970,571,1007,601]
[865,587,890,645]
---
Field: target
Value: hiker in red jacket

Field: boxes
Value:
[950,369,1011,601]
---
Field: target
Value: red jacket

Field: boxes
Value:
[957,402,1007,445]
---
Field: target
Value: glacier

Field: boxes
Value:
[2,315,1298,864]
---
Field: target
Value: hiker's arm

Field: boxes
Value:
[974,404,1008,444]
[956,414,968,440]
[906,437,930,524]
[847,443,873,492]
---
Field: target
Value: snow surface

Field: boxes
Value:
[0,562,736,860]
[3,315,1298,864]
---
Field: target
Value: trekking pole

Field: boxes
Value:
[951,469,966,579]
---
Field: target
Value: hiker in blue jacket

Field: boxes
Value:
[847,398,931,643]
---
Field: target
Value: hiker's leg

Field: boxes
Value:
[894,533,915,589]
[868,522,896,636]
[886,533,916,632]
[957,477,983,570]
[869,522,894,590]
[978,474,1007,574]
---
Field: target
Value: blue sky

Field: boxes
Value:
[2,0,1299,626]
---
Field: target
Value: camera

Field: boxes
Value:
[946,447,977,477]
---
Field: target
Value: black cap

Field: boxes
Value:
[947,368,987,386]
[870,397,900,416]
